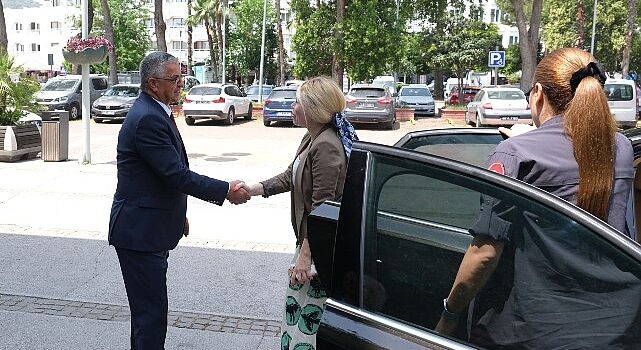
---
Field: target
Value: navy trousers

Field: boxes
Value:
[116,247,169,350]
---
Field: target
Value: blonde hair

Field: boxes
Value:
[296,76,346,124]
[534,48,617,221]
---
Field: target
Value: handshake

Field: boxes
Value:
[226,180,264,205]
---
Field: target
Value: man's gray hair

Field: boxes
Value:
[139,52,180,92]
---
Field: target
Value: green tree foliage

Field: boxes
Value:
[343,0,400,81]
[0,53,41,126]
[290,0,335,78]
[503,44,522,76]
[92,0,150,73]
[227,0,277,84]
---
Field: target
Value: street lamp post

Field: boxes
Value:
[222,5,227,83]
[590,0,598,55]
[258,0,267,103]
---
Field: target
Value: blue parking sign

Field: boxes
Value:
[488,51,505,68]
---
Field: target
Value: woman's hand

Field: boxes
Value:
[290,239,313,285]
[233,182,264,197]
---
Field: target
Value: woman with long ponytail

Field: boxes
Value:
[436,48,637,348]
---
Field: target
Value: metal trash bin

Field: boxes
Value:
[41,110,69,162]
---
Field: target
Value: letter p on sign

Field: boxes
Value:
[488,51,505,68]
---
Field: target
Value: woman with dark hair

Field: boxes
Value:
[435,48,637,348]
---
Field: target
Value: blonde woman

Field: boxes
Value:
[436,48,636,348]
[238,76,357,348]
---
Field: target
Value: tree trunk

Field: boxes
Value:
[100,0,118,85]
[434,69,444,100]
[154,0,167,52]
[88,0,94,35]
[621,0,637,77]
[575,0,585,48]
[187,0,194,76]
[332,0,345,90]
[205,17,218,82]
[513,0,543,91]
[275,0,286,85]
[0,0,7,53]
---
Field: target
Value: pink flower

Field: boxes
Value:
[64,36,114,53]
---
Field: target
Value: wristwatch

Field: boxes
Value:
[442,298,460,321]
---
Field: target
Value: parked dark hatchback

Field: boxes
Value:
[262,86,298,127]
[307,128,641,350]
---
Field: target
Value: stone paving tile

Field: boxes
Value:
[0,293,281,336]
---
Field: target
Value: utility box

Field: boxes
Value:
[41,110,69,162]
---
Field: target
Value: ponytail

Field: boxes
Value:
[564,76,617,221]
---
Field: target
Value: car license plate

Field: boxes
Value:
[102,110,115,115]
[362,103,375,108]
[501,116,519,121]
[196,100,208,104]
[276,112,290,116]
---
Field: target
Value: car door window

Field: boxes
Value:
[361,152,641,348]
[399,133,503,168]
[224,86,235,96]
[92,78,108,90]
[472,90,484,102]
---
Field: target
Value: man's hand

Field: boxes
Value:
[183,217,189,237]
[227,180,251,205]
[233,182,264,196]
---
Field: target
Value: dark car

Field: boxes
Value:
[91,84,140,123]
[306,128,641,349]
[344,84,396,129]
[447,85,481,105]
[262,86,298,127]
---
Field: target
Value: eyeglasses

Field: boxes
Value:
[525,84,550,103]
[152,75,183,85]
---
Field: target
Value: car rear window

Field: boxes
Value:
[400,88,431,97]
[487,90,525,100]
[189,87,221,95]
[268,90,297,99]
[604,84,634,101]
[247,86,272,95]
[350,88,386,98]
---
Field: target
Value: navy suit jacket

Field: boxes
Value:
[108,92,229,252]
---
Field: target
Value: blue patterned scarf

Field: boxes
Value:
[332,111,358,159]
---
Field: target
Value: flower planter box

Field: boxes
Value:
[62,46,108,65]
[252,105,263,117]
[438,107,466,119]
[395,108,415,122]
[0,124,41,162]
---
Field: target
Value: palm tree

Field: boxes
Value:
[154,0,168,52]
[275,0,285,85]
[100,0,118,85]
[187,0,194,76]
[0,0,7,53]
[621,0,637,77]
[0,53,40,126]
[575,0,585,48]
[190,0,221,80]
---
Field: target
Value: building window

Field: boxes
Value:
[30,22,40,31]
[194,41,209,50]
[509,36,519,45]
[171,41,187,50]
[170,17,185,28]
[52,0,61,6]
[145,19,154,28]
[51,21,61,30]
[51,42,60,47]
[31,43,41,52]
[15,43,24,52]
[490,8,501,23]
[14,23,22,31]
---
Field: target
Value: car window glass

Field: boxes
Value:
[268,90,297,99]
[400,88,431,97]
[189,87,221,95]
[233,86,243,96]
[362,153,641,348]
[604,84,634,101]
[92,78,108,90]
[42,79,77,91]
[487,90,525,100]
[105,86,140,97]
[349,88,385,98]
[473,90,484,102]
[399,133,503,168]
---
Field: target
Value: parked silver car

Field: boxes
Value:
[91,84,140,123]
[397,84,435,116]
[36,74,109,120]
[465,86,532,127]
[345,84,396,129]
[245,85,273,102]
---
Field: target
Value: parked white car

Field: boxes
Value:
[182,83,252,126]
[465,86,532,127]
[604,78,638,128]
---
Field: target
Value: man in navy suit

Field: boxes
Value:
[108,52,250,350]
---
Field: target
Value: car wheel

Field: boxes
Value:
[245,104,252,120]
[263,118,271,127]
[69,103,80,120]
[385,117,396,130]
[225,107,235,125]
[185,116,195,126]
[464,111,471,125]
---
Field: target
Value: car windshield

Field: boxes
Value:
[189,86,222,96]
[269,90,297,99]
[350,88,385,98]
[105,86,140,97]
[487,90,525,100]
[247,86,272,95]
[400,88,431,97]
[604,84,634,101]
[42,79,77,91]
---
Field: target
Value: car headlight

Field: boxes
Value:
[123,103,133,108]
[55,96,68,102]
